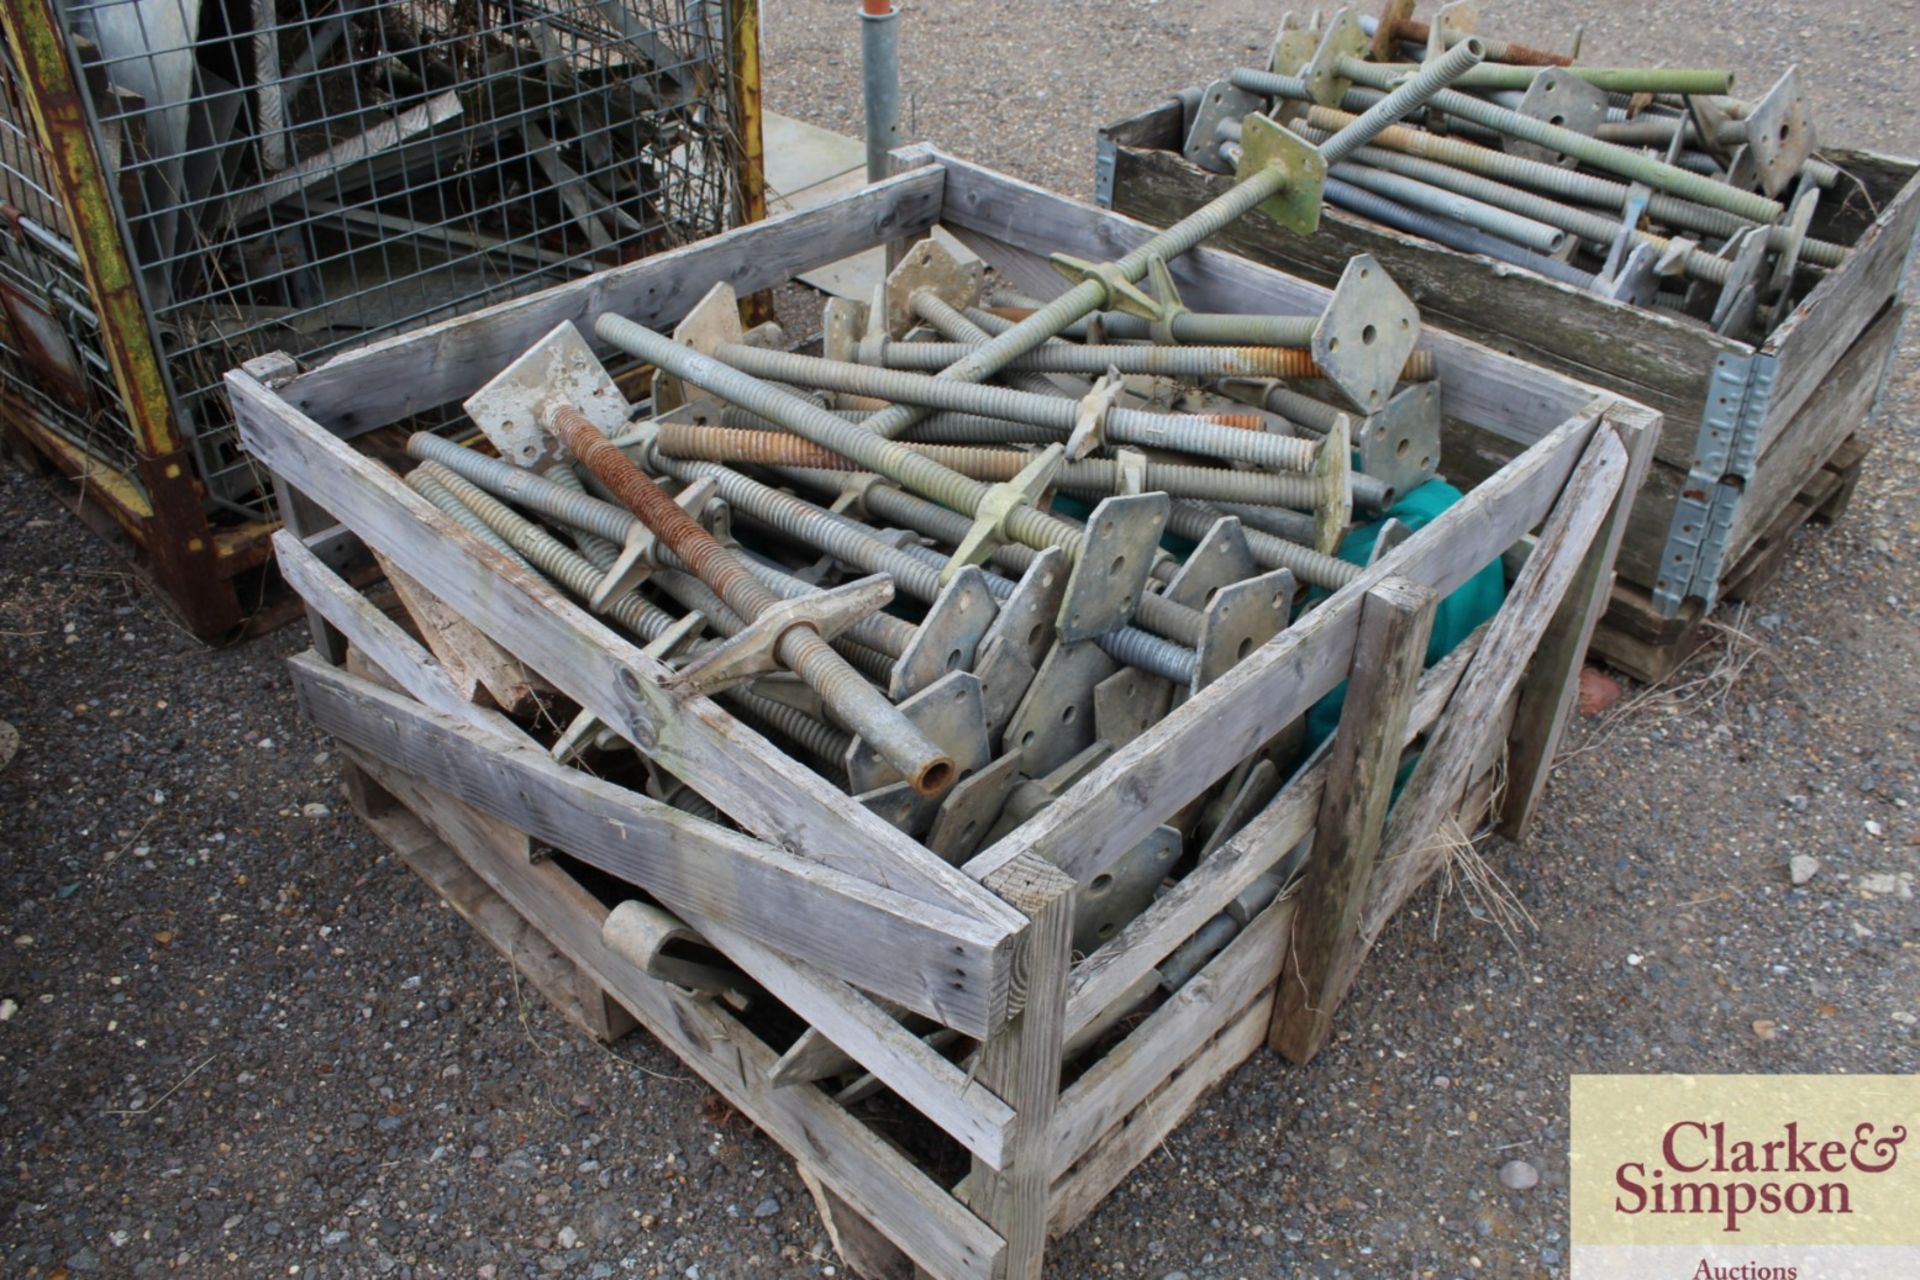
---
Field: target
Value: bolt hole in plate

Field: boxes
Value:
[1070,825,1182,955]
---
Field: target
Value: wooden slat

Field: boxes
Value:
[1365,424,1629,937]
[1046,994,1273,1239]
[963,854,1076,1280]
[286,654,1014,1037]
[1269,578,1437,1065]
[349,751,1004,1280]
[231,371,1029,954]
[375,551,546,714]
[963,402,1611,892]
[277,166,948,437]
[274,530,506,737]
[1498,404,1659,840]
[285,540,1019,1158]
[1060,621,1487,1042]
[692,917,1018,1169]
[1759,159,1920,456]
[1050,897,1293,1178]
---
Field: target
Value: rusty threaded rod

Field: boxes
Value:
[550,405,954,794]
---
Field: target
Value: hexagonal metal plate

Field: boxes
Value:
[971,635,1039,750]
[1302,8,1368,107]
[1195,568,1297,690]
[1508,68,1608,169]
[822,296,867,364]
[1074,826,1181,955]
[1182,79,1263,174]
[1057,493,1169,643]
[888,566,997,700]
[1354,381,1441,498]
[982,546,1068,667]
[1237,112,1329,237]
[883,238,983,339]
[1369,0,1415,61]
[1092,666,1175,748]
[1163,516,1258,609]
[1742,67,1814,199]
[1004,640,1118,775]
[1711,226,1769,337]
[1313,254,1420,413]
[463,321,629,470]
[924,751,1023,864]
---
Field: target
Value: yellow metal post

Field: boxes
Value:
[728,0,774,327]
[0,0,242,638]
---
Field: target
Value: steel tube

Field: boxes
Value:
[553,407,954,793]
[715,344,1321,473]
[859,0,901,184]
[1233,66,1780,222]
[1329,162,1570,254]
[872,337,1432,382]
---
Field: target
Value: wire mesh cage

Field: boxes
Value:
[0,0,761,637]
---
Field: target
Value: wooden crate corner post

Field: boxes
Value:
[1269,576,1438,1065]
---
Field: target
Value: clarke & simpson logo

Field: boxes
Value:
[1570,1076,1920,1280]
[1612,1119,1908,1233]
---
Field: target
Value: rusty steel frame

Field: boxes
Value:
[0,0,768,642]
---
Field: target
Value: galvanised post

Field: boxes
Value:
[651,423,1395,512]
[1298,106,1855,264]
[869,337,1441,383]
[409,435,914,669]
[1292,129,1735,285]
[1229,65,1782,222]
[709,344,1324,473]
[551,407,955,794]
[968,305,1440,381]
[1361,62,1729,96]
[413,456,875,761]
[1164,500,1360,590]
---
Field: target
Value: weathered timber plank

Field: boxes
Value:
[964,854,1076,1280]
[277,167,947,437]
[1498,403,1659,841]
[1760,159,1920,454]
[286,654,1015,1037]
[963,402,1610,891]
[691,916,1017,1169]
[1051,897,1292,1178]
[1046,993,1273,1239]
[347,750,1004,1280]
[1365,426,1629,939]
[1610,302,1903,589]
[273,531,507,738]
[375,550,547,714]
[231,371,1028,949]
[1269,578,1437,1065]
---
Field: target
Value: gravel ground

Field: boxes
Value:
[4,3,1919,1277]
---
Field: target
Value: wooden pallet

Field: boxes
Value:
[1590,431,1873,684]
[230,148,1658,1280]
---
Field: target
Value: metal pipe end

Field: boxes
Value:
[911,755,957,796]
[1457,36,1487,60]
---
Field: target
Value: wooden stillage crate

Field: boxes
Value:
[1098,101,1919,681]
[227,148,1657,1279]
